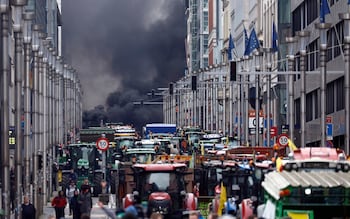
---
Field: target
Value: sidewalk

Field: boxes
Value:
[40,195,115,219]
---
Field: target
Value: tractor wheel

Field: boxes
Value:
[110,171,117,194]
[93,173,103,197]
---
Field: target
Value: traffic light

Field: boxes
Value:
[38,154,43,170]
[248,87,263,110]
[169,83,174,95]
[191,75,197,91]
[230,61,237,81]
[151,89,155,98]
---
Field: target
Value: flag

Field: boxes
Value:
[272,22,278,52]
[287,138,298,151]
[320,0,330,23]
[227,33,235,61]
[217,182,227,216]
[146,154,152,164]
[189,152,195,168]
[243,27,249,56]
[276,157,283,172]
[244,27,259,56]
[349,0,350,4]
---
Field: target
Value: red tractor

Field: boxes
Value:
[122,162,197,218]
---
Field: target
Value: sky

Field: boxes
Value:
[62,1,187,131]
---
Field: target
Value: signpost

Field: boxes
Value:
[96,137,109,180]
[96,137,109,151]
[277,134,289,147]
[326,116,333,141]
[248,110,263,135]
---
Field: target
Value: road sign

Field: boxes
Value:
[277,134,289,147]
[326,123,333,140]
[270,126,277,137]
[96,137,109,151]
[281,124,289,134]
[326,116,332,124]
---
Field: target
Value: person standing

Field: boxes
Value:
[51,190,67,219]
[21,195,36,219]
[66,180,78,215]
[78,186,93,217]
[70,190,81,219]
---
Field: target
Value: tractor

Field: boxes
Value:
[122,162,197,219]
[58,143,104,196]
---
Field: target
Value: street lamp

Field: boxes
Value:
[339,12,350,155]
[315,22,331,147]
[31,23,42,214]
[22,11,34,195]
[296,30,310,148]
[286,36,297,145]
[11,1,27,218]
[1,0,10,217]
[254,50,263,146]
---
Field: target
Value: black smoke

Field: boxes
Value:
[62,1,186,131]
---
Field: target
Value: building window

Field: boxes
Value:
[336,76,345,111]
[306,0,317,25]
[292,4,302,35]
[306,92,313,122]
[295,98,301,128]
[334,22,342,58]
[326,29,332,62]
[326,81,334,114]
[203,58,208,68]
[315,88,320,119]
[308,40,317,71]
[203,11,208,28]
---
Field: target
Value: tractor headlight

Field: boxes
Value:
[336,163,342,171]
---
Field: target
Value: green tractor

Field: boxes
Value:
[58,143,104,196]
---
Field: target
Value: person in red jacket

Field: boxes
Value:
[51,190,67,219]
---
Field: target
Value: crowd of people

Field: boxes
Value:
[20,173,260,219]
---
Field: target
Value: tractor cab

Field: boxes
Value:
[60,143,104,196]
[123,163,197,219]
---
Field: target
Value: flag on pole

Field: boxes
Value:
[276,157,283,172]
[243,27,249,56]
[244,27,260,56]
[272,22,278,52]
[189,152,195,168]
[217,182,227,216]
[227,33,235,61]
[287,138,298,151]
[146,154,152,164]
[320,0,330,23]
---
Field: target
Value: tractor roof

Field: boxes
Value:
[292,147,345,161]
[133,163,187,171]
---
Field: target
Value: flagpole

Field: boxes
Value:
[244,56,250,145]
[286,36,297,144]
[265,48,272,147]
[254,51,261,146]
